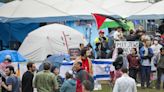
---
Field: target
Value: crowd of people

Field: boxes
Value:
[0,21,164,92]
[0,48,94,92]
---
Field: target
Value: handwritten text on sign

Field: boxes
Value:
[115,41,139,55]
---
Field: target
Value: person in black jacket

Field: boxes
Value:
[113,48,128,70]
[22,62,36,92]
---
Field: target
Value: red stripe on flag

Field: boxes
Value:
[92,13,106,29]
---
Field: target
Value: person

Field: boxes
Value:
[158,20,164,35]
[82,80,92,92]
[79,43,85,52]
[0,55,12,72]
[113,27,124,41]
[151,37,163,55]
[38,54,52,71]
[113,48,128,70]
[127,48,140,81]
[75,48,93,76]
[113,68,137,92]
[112,48,128,83]
[1,66,21,92]
[22,62,36,92]
[60,70,76,92]
[126,30,137,41]
[94,30,108,59]
[154,47,164,89]
[0,69,6,92]
[151,37,162,72]
[73,61,94,92]
[33,62,58,92]
[139,39,154,88]
[51,66,63,92]
[86,43,94,59]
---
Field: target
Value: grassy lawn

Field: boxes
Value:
[93,85,164,92]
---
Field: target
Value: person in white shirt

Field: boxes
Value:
[151,37,162,71]
[151,37,162,55]
[113,68,137,92]
[113,27,124,41]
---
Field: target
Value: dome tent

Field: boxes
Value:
[18,23,87,62]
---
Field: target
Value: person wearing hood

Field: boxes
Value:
[60,70,76,92]
[0,55,12,72]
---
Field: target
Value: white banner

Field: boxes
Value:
[13,59,114,81]
[115,41,139,55]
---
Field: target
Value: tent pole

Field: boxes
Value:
[62,31,69,53]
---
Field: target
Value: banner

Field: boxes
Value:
[16,59,114,81]
[60,59,114,80]
[115,41,139,55]
[92,59,113,80]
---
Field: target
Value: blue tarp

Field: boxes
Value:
[0,23,39,46]
[0,50,27,62]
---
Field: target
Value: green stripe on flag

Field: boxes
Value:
[100,21,121,29]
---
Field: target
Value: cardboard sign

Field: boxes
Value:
[69,48,80,59]
[115,41,139,55]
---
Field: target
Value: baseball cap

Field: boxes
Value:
[99,30,104,34]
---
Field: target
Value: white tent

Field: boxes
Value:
[0,0,68,23]
[0,0,112,23]
[109,1,152,18]
[86,0,152,18]
[18,23,87,62]
[128,0,164,19]
[0,2,4,7]
[40,0,115,16]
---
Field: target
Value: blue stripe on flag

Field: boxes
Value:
[92,61,112,64]
[94,75,110,79]
[62,63,73,65]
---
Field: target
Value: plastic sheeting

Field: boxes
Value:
[0,23,39,45]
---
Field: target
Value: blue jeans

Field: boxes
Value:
[140,66,151,87]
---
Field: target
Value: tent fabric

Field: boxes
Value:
[0,0,114,23]
[0,23,39,45]
[43,0,114,15]
[87,0,152,18]
[128,0,164,19]
[18,23,88,62]
[0,50,26,63]
[0,2,4,7]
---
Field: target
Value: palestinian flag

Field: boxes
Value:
[92,13,129,30]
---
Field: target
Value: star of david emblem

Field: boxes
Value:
[105,65,110,73]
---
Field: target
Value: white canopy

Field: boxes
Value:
[86,0,152,18]
[18,23,87,62]
[128,0,164,19]
[40,0,114,16]
[0,2,4,7]
[109,1,152,18]
[0,0,67,18]
[0,0,112,23]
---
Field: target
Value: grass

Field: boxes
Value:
[93,85,164,92]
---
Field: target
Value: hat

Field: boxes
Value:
[5,55,11,60]
[99,30,104,34]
